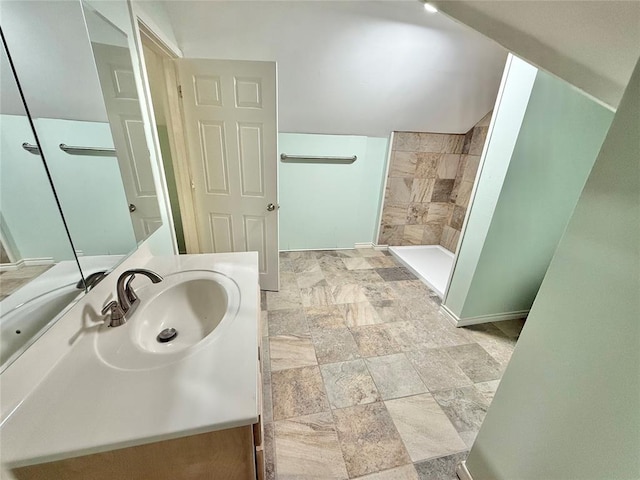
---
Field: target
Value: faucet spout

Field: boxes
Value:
[116,269,163,319]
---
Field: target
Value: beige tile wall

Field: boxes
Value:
[378,112,492,253]
[440,111,492,252]
[378,132,464,247]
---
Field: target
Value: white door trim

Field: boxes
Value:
[160,59,201,253]
[138,21,201,254]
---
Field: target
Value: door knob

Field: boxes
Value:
[267,203,278,212]
[129,203,137,213]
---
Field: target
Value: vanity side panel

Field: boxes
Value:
[12,426,256,480]
[254,282,265,480]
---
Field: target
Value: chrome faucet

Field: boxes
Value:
[101,269,163,327]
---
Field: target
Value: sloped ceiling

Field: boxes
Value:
[163,1,508,137]
[433,0,640,109]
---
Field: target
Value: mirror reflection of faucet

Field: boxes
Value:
[101,269,163,327]
[76,271,108,291]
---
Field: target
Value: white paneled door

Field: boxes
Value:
[176,59,279,290]
[92,43,162,242]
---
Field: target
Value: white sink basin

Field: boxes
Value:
[94,270,240,370]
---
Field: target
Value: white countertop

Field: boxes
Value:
[0,252,260,468]
[0,255,124,313]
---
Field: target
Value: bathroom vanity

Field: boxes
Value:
[0,252,263,480]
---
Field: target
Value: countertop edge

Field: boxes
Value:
[1,252,261,469]
[6,413,261,469]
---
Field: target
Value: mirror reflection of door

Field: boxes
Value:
[174,59,279,291]
[90,41,162,242]
[0,0,168,372]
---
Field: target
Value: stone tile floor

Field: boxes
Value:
[260,249,524,480]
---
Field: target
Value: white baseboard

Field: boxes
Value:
[0,257,54,272]
[20,257,54,267]
[456,461,473,480]
[282,246,372,252]
[440,304,529,327]
[280,244,388,252]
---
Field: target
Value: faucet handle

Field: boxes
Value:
[101,301,126,327]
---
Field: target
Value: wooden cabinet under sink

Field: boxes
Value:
[12,291,265,480]
[12,420,264,480]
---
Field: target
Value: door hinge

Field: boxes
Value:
[190,179,195,190]
[178,85,183,99]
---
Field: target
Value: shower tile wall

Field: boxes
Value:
[378,133,464,247]
[441,111,492,252]
[379,112,493,253]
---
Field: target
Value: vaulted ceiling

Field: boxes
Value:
[433,0,640,109]
[4,1,637,134]
[163,1,508,137]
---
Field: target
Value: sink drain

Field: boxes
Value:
[157,328,178,343]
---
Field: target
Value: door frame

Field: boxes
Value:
[137,21,201,254]
[136,21,280,285]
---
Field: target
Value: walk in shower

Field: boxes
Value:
[378,119,489,297]
[389,245,454,297]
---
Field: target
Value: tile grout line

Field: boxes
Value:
[269,249,522,479]
[263,314,277,480]
[305,290,357,478]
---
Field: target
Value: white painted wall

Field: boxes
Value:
[163,1,507,137]
[465,57,640,480]
[132,0,182,56]
[433,0,640,109]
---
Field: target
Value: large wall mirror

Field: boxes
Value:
[0,0,163,372]
[0,39,85,370]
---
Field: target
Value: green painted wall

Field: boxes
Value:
[445,55,537,317]
[0,115,140,261]
[0,115,77,262]
[445,55,614,321]
[278,133,389,250]
[466,58,639,480]
[34,118,137,256]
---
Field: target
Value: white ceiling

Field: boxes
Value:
[3,1,636,133]
[163,1,508,137]
[433,0,640,109]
